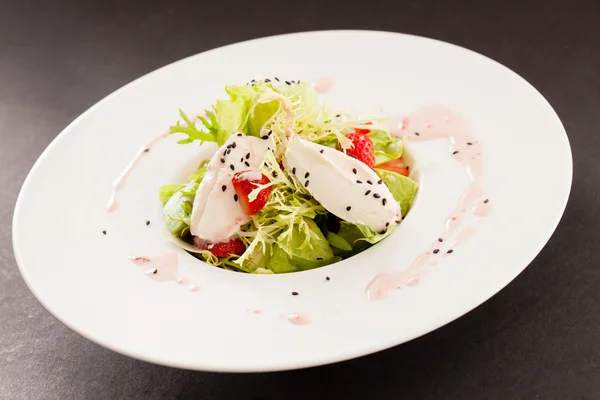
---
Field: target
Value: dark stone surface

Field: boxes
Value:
[1,0,598,399]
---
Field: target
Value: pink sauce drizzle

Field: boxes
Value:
[312,77,334,94]
[106,131,167,212]
[286,312,310,325]
[367,106,491,300]
[106,113,204,212]
[128,252,199,292]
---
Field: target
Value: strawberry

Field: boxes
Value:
[231,170,272,216]
[195,237,246,257]
[354,121,373,134]
[377,157,410,176]
[344,132,376,168]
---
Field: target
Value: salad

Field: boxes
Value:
[160,78,418,274]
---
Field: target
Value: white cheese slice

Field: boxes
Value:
[284,136,400,232]
[190,133,274,242]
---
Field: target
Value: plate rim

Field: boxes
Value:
[12,29,573,372]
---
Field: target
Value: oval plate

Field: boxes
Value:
[13,31,572,372]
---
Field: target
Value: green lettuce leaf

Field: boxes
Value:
[247,100,280,137]
[265,218,338,273]
[326,231,353,251]
[368,130,404,165]
[159,184,185,206]
[169,110,218,145]
[266,244,300,273]
[375,168,418,216]
[279,218,334,261]
[161,181,198,238]
[336,221,395,249]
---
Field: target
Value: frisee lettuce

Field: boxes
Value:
[160,78,418,273]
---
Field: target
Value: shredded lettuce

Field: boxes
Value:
[369,130,404,165]
[161,181,197,238]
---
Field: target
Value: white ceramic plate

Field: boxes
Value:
[13,31,571,372]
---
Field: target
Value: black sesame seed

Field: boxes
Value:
[237,133,243,136]
[274,77,280,81]
[336,114,341,118]
[285,81,291,85]
[353,168,357,174]
[153,269,158,274]
[246,153,250,159]
[292,167,296,174]
[453,151,459,155]
[357,180,363,184]
[382,198,387,206]
[367,180,373,185]
[406,166,410,170]
[273,171,278,177]
[433,249,440,254]
[346,206,352,211]
[320,149,324,154]
[245,161,250,167]
[326,276,330,281]
[220,158,225,163]
[297,80,301,84]
[484,199,489,203]
[467,142,473,145]
[305,180,309,187]
[292,291,298,296]
[377,179,382,184]
[365,190,371,196]
[234,194,238,202]
[230,164,235,171]
[251,79,255,83]
[221,185,227,192]
[240,157,244,162]
[223,150,227,156]
[379,229,387,234]
[226,144,232,149]
[268,130,273,136]
[305,172,310,178]
[102,230,106,235]
[144,148,149,153]
[231,142,237,148]
[447,249,454,254]
[261,135,269,140]
[438,238,443,242]
[415,132,420,136]
[146,220,150,226]
[265,78,271,83]
[317,257,323,260]
[226,149,231,155]
[385,222,390,227]
[373,193,381,198]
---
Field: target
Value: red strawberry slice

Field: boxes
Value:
[232,170,272,216]
[194,237,246,257]
[344,132,376,168]
[354,121,373,134]
[377,157,409,176]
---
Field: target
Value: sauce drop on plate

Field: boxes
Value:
[287,312,310,325]
[128,252,199,292]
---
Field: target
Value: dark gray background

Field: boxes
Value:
[1,0,598,399]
